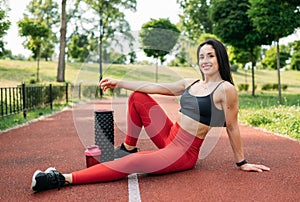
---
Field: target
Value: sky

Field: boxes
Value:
[4,0,181,57]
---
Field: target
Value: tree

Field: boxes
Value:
[67,33,88,62]
[139,18,180,82]
[25,0,59,61]
[248,0,300,104]
[57,0,67,82]
[210,0,274,96]
[0,5,10,58]
[168,46,191,67]
[290,40,300,71]
[177,0,212,41]
[128,51,137,64]
[261,45,290,70]
[18,18,50,82]
[81,0,137,96]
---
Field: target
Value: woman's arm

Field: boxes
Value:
[99,77,195,96]
[222,83,270,172]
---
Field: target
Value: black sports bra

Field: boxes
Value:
[179,80,226,127]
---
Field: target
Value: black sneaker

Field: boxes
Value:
[31,167,66,192]
[114,143,138,159]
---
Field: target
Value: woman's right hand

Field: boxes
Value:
[99,78,118,91]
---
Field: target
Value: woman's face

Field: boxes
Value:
[198,44,219,76]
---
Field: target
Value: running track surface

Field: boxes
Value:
[0,96,299,202]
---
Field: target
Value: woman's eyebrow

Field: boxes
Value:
[199,51,214,55]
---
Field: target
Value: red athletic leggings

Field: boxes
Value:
[72,92,204,184]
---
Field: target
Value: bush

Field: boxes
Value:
[237,83,249,91]
[261,83,288,91]
[247,113,273,126]
[261,83,273,91]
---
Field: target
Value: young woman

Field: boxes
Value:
[31,39,270,192]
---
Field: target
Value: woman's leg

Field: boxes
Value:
[71,124,203,184]
[125,92,174,149]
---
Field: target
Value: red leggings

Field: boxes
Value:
[72,92,204,184]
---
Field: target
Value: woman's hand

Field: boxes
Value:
[99,78,118,91]
[240,163,270,172]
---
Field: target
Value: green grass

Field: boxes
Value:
[232,69,300,94]
[0,103,70,131]
[238,94,300,140]
[0,59,299,140]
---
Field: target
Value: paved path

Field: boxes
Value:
[0,96,299,202]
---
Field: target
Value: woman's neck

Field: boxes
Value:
[203,74,223,83]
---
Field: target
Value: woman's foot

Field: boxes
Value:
[114,143,138,159]
[31,167,66,192]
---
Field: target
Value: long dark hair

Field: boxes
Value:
[197,39,234,85]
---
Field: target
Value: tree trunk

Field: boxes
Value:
[57,0,67,82]
[250,48,255,96]
[155,58,158,83]
[276,39,282,105]
[37,48,40,82]
[99,3,105,98]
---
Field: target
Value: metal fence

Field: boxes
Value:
[0,83,117,119]
[0,83,70,118]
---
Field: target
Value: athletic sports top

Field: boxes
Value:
[179,80,226,127]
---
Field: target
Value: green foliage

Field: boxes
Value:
[67,33,90,62]
[237,83,249,92]
[81,0,137,49]
[210,0,274,96]
[22,0,59,60]
[248,0,300,41]
[103,50,127,64]
[128,52,137,64]
[261,83,288,91]
[18,17,51,59]
[0,7,11,57]
[177,0,212,41]
[168,46,192,67]
[261,45,290,69]
[139,18,180,64]
[211,0,273,48]
[228,46,261,68]
[290,41,300,70]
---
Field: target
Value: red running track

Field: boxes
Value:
[0,96,299,202]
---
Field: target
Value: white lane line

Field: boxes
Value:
[128,173,141,202]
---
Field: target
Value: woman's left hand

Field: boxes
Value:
[240,163,270,172]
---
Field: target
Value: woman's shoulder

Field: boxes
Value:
[221,81,236,91]
[221,81,238,99]
[215,81,238,98]
[183,78,200,87]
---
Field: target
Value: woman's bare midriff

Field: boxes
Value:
[177,113,210,139]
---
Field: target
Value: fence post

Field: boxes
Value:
[0,88,3,117]
[65,82,68,104]
[49,84,53,110]
[79,83,81,99]
[22,83,27,118]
